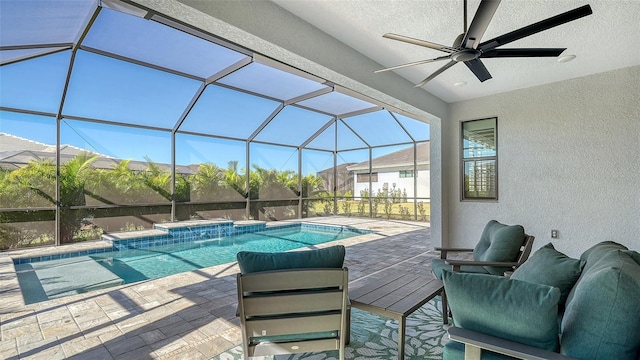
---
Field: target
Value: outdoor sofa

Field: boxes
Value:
[442,240,640,359]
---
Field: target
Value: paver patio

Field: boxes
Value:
[0,217,437,359]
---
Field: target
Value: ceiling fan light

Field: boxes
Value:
[557,55,577,63]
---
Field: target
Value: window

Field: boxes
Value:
[461,118,497,200]
[399,170,414,178]
[357,172,378,183]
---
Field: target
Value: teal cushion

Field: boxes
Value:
[473,220,525,275]
[560,249,640,359]
[511,243,585,308]
[236,245,345,274]
[579,241,628,273]
[431,258,489,280]
[564,241,629,307]
[442,270,560,351]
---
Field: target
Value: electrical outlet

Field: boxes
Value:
[551,230,559,239]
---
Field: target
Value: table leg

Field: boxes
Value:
[441,289,449,325]
[397,316,406,359]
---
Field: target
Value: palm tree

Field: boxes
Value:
[142,156,172,201]
[224,160,246,197]
[301,173,324,217]
[58,152,98,242]
[9,153,98,243]
[191,163,223,201]
[8,158,56,207]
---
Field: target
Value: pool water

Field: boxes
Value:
[14,223,367,304]
[93,226,360,283]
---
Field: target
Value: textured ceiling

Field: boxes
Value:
[273,0,640,103]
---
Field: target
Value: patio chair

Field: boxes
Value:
[431,220,534,279]
[237,268,349,360]
[236,246,349,360]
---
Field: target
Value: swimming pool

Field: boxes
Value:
[94,225,362,282]
[14,222,367,304]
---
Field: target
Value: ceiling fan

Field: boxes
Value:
[375,0,593,87]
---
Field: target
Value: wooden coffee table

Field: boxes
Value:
[349,270,447,359]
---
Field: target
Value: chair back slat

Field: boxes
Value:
[243,291,344,317]
[245,313,343,337]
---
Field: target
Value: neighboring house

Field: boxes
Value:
[315,162,355,195]
[0,133,96,170]
[316,141,430,201]
[0,133,195,175]
[348,141,430,201]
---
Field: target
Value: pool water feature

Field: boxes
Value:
[13,221,368,304]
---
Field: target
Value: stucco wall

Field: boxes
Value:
[444,66,640,257]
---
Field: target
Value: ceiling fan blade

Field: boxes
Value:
[464,59,492,82]
[383,33,456,53]
[462,0,501,49]
[479,4,593,51]
[414,60,457,87]
[481,48,566,58]
[374,55,451,73]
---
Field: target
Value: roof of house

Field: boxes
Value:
[0,133,93,156]
[0,133,195,174]
[347,141,430,172]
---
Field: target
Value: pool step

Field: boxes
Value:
[14,256,124,304]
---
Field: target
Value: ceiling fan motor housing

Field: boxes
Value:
[452,49,481,62]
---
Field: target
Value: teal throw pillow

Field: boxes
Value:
[511,243,585,308]
[442,270,561,351]
[579,241,628,273]
[561,249,640,359]
[473,220,525,275]
[236,245,345,273]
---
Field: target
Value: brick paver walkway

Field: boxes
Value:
[0,217,435,359]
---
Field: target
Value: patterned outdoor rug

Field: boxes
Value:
[211,297,449,360]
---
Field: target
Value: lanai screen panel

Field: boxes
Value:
[179,85,281,139]
[0,51,71,113]
[175,134,248,202]
[336,120,368,151]
[0,112,57,208]
[217,62,329,101]
[254,106,332,147]
[0,0,95,48]
[83,8,248,79]
[342,110,413,147]
[395,113,430,142]
[63,50,201,128]
[60,119,173,206]
[296,91,378,116]
[306,122,337,151]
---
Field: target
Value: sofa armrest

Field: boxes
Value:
[434,247,474,259]
[445,259,519,272]
[448,327,576,360]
